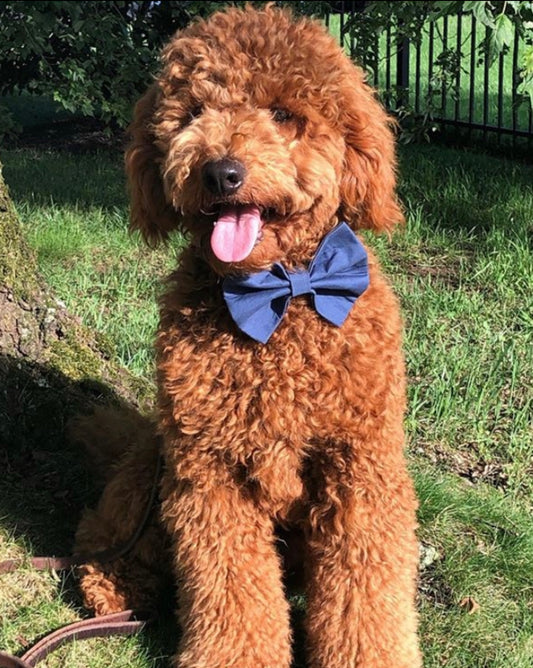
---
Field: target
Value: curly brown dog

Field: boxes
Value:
[75,5,421,667]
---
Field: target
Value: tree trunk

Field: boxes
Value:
[0,159,148,554]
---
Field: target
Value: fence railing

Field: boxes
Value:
[326,4,533,144]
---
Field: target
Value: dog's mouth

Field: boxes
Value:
[209,203,267,263]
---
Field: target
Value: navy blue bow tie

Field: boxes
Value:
[222,223,370,344]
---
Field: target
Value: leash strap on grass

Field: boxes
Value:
[0,451,163,666]
[0,610,149,668]
[0,555,79,574]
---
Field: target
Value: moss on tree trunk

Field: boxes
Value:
[0,162,38,298]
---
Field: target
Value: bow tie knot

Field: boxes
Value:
[288,270,313,298]
[222,223,370,344]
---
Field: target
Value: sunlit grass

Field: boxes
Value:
[372,146,533,499]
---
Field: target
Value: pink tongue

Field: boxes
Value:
[210,205,263,263]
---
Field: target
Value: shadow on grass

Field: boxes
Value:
[1,145,128,213]
[0,352,176,665]
[4,141,533,244]
[0,353,112,553]
[397,143,533,243]
[0,353,310,667]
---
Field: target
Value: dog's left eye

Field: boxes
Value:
[271,107,293,123]
[188,106,203,121]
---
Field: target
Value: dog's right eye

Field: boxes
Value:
[271,107,293,123]
[187,106,203,122]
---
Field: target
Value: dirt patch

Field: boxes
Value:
[415,441,509,490]
[418,563,456,609]
[410,262,462,285]
[389,246,471,290]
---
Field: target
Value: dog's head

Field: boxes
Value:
[126,4,403,273]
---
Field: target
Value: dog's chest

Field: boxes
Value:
[158,284,403,511]
[158,299,381,447]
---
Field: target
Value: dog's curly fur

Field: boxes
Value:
[75,5,421,667]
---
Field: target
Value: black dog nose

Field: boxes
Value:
[202,158,245,196]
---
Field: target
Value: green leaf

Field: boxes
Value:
[522,44,533,72]
[485,13,515,65]
[517,44,533,107]
[432,1,457,14]
[518,75,533,106]
[465,1,496,28]
[493,13,515,50]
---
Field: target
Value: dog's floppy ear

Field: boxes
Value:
[338,64,404,234]
[125,85,178,246]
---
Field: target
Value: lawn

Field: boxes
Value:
[0,141,532,667]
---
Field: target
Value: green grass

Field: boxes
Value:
[386,146,533,497]
[1,143,533,666]
[416,467,533,667]
[0,564,147,666]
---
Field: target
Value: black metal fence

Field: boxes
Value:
[326,5,533,144]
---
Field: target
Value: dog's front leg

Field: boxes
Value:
[304,445,421,668]
[161,474,292,668]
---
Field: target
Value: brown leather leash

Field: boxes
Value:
[0,455,163,667]
[0,610,149,668]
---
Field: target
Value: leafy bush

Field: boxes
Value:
[346,2,533,109]
[0,1,327,130]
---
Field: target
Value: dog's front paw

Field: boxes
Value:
[78,564,130,615]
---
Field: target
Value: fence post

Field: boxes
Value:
[396,25,410,110]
